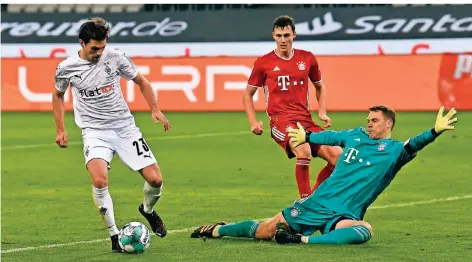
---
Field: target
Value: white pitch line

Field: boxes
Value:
[0,227,198,254]
[368,195,472,209]
[1,131,248,150]
[2,194,471,254]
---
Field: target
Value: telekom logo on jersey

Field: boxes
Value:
[15,64,259,103]
[343,147,372,166]
[277,75,304,91]
[343,148,359,163]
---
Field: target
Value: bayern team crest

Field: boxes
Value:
[378,142,387,151]
[297,62,306,71]
[290,208,299,218]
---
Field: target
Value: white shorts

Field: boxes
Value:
[82,126,157,171]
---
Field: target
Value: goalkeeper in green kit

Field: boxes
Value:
[190,105,458,245]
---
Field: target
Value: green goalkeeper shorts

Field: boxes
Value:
[281,199,355,236]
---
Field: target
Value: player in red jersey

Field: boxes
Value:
[243,15,342,198]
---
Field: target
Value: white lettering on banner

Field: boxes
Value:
[151,66,200,102]
[131,18,188,37]
[295,12,343,35]
[2,38,471,58]
[451,18,472,32]
[340,14,472,35]
[346,16,377,34]
[18,66,71,102]
[17,64,255,104]
[454,55,472,79]
[110,22,136,36]
[401,19,434,33]
[0,22,17,33]
[10,22,41,36]
[206,66,253,102]
[1,19,188,39]
[37,22,71,37]
[126,65,254,103]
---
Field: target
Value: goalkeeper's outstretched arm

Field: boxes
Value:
[287,122,348,148]
[404,107,458,155]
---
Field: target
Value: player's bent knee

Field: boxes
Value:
[350,221,373,235]
[255,213,287,240]
[140,164,163,187]
[254,221,275,240]
[319,146,342,166]
[147,178,162,188]
[145,175,162,188]
[336,219,374,236]
[91,177,108,188]
[89,170,108,188]
[87,159,109,188]
[359,221,373,235]
[331,146,342,159]
[292,143,311,159]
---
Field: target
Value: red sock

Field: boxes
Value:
[312,164,335,192]
[295,158,311,198]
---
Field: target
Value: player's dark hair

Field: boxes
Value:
[273,15,296,34]
[369,105,396,130]
[79,17,110,44]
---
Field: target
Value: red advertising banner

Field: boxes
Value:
[2,54,471,112]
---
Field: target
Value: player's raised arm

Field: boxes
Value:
[52,64,69,148]
[403,107,458,155]
[288,122,348,148]
[243,59,265,135]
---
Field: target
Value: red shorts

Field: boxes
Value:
[270,118,324,159]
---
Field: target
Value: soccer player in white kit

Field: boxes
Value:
[52,17,170,252]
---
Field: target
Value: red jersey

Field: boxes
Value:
[247,49,322,121]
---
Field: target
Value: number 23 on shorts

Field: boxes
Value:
[132,138,150,156]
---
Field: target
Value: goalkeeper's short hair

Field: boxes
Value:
[369,105,396,130]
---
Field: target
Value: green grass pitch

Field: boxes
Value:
[2,111,472,261]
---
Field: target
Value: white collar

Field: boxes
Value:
[274,48,295,60]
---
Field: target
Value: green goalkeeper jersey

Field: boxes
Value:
[306,127,438,220]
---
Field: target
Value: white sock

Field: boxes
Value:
[143,182,162,214]
[92,186,120,236]
[301,236,309,244]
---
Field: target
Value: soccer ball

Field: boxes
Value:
[118,222,151,254]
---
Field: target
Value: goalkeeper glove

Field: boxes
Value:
[288,122,312,148]
[434,106,458,134]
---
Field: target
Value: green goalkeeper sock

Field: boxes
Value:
[216,220,259,238]
[302,225,371,245]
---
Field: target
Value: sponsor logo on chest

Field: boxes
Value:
[79,84,115,98]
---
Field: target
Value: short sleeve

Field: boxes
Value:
[247,58,266,88]
[54,63,70,92]
[309,53,322,83]
[118,53,139,80]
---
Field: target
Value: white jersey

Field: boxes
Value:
[54,48,138,130]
